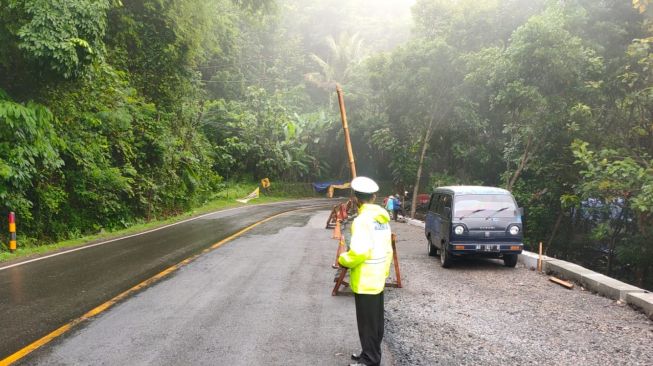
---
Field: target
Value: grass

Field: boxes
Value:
[0,182,317,264]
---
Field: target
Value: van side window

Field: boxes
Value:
[429,194,439,212]
[442,195,452,218]
[443,195,452,209]
[436,195,447,215]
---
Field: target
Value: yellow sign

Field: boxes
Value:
[261,178,271,188]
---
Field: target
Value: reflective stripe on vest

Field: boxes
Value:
[364,256,387,264]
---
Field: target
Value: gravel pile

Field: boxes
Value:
[383,221,653,366]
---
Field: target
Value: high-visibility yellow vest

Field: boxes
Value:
[338,203,393,294]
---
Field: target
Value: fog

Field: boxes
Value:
[281,0,416,57]
[1,0,651,289]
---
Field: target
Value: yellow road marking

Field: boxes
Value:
[0,209,300,366]
[0,199,326,272]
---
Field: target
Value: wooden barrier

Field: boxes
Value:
[386,233,402,288]
[326,199,356,230]
[325,205,339,229]
[332,233,401,296]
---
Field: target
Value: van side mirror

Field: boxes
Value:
[444,206,451,218]
[518,207,524,216]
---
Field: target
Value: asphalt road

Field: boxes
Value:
[0,199,337,363]
[17,206,383,365]
[6,204,649,365]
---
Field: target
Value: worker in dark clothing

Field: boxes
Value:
[392,194,401,221]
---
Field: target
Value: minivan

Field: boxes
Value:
[425,186,523,268]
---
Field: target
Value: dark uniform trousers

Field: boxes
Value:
[354,291,384,366]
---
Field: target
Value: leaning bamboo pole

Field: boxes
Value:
[332,84,357,296]
[336,84,356,180]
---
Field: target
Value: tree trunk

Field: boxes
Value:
[607,202,627,276]
[506,134,534,191]
[410,118,434,218]
[635,267,645,288]
[545,210,564,255]
[607,236,616,277]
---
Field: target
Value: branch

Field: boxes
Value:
[507,134,536,190]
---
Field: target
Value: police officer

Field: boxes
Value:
[339,176,393,366]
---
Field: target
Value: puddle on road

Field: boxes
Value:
[243,211,313,236]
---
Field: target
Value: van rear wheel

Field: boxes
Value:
[503,254,518,268]
[427,237,437,257]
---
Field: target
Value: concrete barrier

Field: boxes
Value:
[626,292,653,318]
[403,217,424,229]
[518,251,554,271]
[404,217,653,320]
[546,259,597,283]
[578,273,648,301]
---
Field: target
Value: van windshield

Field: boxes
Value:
[454,194,517,219]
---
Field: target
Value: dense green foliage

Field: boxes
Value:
[350,0,652,288]
[0,0,651,289]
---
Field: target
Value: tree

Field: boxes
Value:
[360,39,462,217]
[0,90,63,237]
[490,7,604,191]
[305,32,365,91]
[0,0,113,98]
[572,140,652,283]
[563,0,653,283]
[202,87,323,181]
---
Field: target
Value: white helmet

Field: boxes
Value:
[351,176,379,194]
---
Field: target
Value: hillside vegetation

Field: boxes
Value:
[0,0,651,288]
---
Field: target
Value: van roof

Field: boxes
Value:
[433,185,512,195]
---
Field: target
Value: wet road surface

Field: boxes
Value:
[0,199,333,361]
[18,207,391,365]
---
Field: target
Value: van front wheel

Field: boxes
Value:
[440,244,453,268]
[503,254,518,268]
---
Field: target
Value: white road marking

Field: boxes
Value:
[0,199,329,272]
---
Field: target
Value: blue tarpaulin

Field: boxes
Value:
[312,181,345,192]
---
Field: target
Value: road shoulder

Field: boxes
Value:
[385,220,653,366]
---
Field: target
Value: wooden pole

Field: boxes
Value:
[538,241,543,273]
[391,233,402,288]
[549,276,574,289]
[331,85,360,296]
[336,84,356,179]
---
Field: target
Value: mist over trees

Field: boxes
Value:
[0,0,651,288]
[354,0,652,288]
